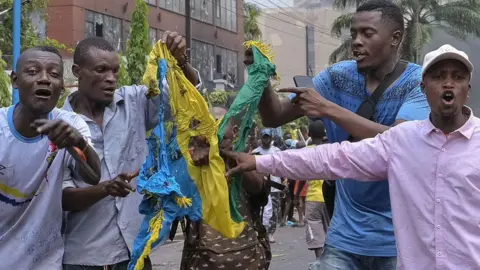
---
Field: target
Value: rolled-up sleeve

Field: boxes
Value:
[255,128,395,181]
[140,69,203,130]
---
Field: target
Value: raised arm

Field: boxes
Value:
[325,85,430,140]
[258,83,303,127]
[263,66,429,139]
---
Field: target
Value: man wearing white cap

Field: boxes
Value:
[223,44,480,269]
[252,128,282,243]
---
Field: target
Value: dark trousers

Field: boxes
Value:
[322,181,336,219]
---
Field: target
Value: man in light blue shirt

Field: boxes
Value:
[255,0,430,269]
[61,33,201,270]
[0,46,100,270]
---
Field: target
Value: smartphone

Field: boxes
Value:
[293,75,315,88]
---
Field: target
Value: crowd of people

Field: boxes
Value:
[1,0,479,269]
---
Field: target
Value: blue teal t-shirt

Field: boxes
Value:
[310,61,430,256]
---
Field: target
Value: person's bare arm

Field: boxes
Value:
[276,82,430,140]
[325,103,402,140]
[62,172,137,212]
[241,171,265,195]
[258,83,303,128]
[62,185,109,212]
[181,63,200,86]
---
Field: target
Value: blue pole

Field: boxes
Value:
[12,0,21,104]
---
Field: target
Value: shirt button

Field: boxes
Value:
[438,173,443,177]
[437,225,441,229]
[441,148,446,152]
[437,252,442,256]
[436,199,441,203]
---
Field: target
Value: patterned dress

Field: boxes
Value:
[181,187,271,270]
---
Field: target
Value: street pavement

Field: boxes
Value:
[150,226,314,270]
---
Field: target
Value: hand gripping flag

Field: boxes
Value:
[129,40,278,270]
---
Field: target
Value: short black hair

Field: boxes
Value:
[17,46,63,72]
[73,36,115,66]
[308,120,326,140]
[356,0,404,35]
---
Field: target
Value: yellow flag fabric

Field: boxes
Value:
[143,42,246,239]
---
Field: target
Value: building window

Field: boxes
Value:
[215,0,236,32]
[191,0,213,24]
[145,0,156,5]
[85,10,122,50]
[160,0,186,14]
[191,39,214,83]
[149,27,158,45]
[216,46,238,85]
[215,0,221,18]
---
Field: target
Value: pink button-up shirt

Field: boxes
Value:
[256,109,480,269]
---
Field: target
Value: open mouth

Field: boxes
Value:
[103,88,115,96]
[34,89,52,99]
[353,51,368,61]
[441,90,455,104]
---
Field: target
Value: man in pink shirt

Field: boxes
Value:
[223,44,480,269]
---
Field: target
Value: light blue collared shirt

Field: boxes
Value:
[62,73,202,266]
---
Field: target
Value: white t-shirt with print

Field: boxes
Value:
[0,105,91,270]
[252,146,283,193]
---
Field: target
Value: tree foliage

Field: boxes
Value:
[207,89,238,107]
[126,0,150,85]
[56,88,70,108]
[329,0,480,63]
[118,54,131,87]
[244,2,262,41]
[0,0,47,54]
[0,50,10,107]
[0,0,74,106]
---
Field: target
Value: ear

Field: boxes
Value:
[72,64,81,79]
[232,125,239,135]
[420,82,425,93]
[11,71,18,89]
[391,30,402,47]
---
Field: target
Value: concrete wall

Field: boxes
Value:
[257,6,341,89]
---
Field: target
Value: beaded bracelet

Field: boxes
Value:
[178,53,190,69]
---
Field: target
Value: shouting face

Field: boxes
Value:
[73,47,119,105]
[350,11,402,71]
[422,59,470,118]
[12,49,64,115]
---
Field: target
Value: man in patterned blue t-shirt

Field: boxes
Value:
[254,0,430,269]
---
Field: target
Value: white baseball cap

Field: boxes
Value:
[422,44,474,77]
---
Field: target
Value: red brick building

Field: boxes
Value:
[46,0,245,87]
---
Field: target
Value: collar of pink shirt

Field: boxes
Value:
[420,106,476,139]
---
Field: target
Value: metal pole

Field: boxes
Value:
[185,0,191,58]
[12,0,22,104]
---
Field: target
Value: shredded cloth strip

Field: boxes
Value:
[129,40,277,270]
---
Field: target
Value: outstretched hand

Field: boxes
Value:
[101,169,140,197]
[220,150,257,176]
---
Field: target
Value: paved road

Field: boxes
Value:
[150,226,314,270]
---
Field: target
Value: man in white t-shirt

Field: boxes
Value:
[0,46,100,270]
[252,128,282,243]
